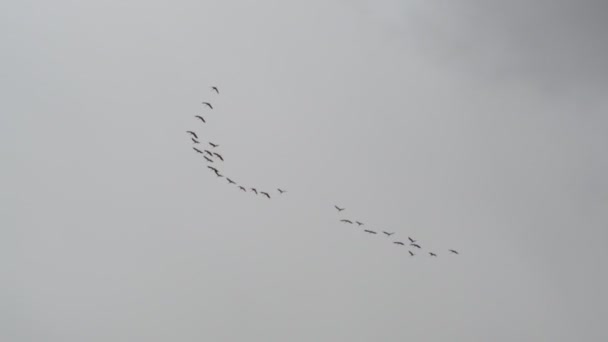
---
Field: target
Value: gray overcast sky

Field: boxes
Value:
[2,1,608,341]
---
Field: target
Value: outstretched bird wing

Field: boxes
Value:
[393,241,404,245]
[340,219,353,224]
[409,251,414,256]
[411,244,421,248]
[261,192,271,198]
[186,131,198,139]
[364,230,377,234]
[204,156,213,163]
[202,102,213,109]
[213,152,224,161]
[211,86,219,94]
[195,115,206,123]
[449,249,459,254]
[193,147,203,153]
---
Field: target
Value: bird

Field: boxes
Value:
[250,188,258,195]
[449,249,459,255]
[393,241,405,246]
[207,166,218,173]
[429,252,437,257]
[195,115,206,123]
[204,150,213,157]
[211,86,219,94]
[213,152,224,161]
[277,188,286,194]
[334,205,345,212]
[260,192,271,199]
[209,142,219,148]
[186,131,198,139]
[202,102,213,109]
[227,178,236,184]
[410,243,421,249]
[204,156,213,163]
[364,230,377,234]
[409,251,415,256]
[383,231,395,237]
[340,219,353,224]
[214,171,223,178]
[193,147,203,154]
[408,237,416,243]
[192,138,200,144]
[239,186,246,192]
[356,221,364,226]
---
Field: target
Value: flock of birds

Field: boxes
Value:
[333,205,459,257]
[187,86,460,258]
[187,86,287,199]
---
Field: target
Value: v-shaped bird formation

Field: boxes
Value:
[186,85,460,259]
[186,86,287,200]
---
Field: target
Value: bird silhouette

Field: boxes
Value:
[334,205,345,212]
[260,192,271,199]
[195,115,206,123]
[207,166,218,172]
[383,231,395,237]
[209,142,219,148]
[364,230,377,234]
[429,252,437,257]
[204,150,213,157]
[250,188,258,195]
[204,156,213,163]
[393,241,405,246]
[213,152,224,161]
[356,221,364,226]
[449,249,459,255]
[340,219,353,224]
[227,178,236,184]
[408,237,416,243]
[214,172,223,178]
[193,147,203,154]
[192,138,200,144]
[211,86,219,94]
[202,102,213,109]
[409,251,415,256]
[410,243,421,249]
[186,131,198,139]
[239,186,246,192]
[277,188,286,194]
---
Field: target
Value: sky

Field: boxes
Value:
[2,0,608,341]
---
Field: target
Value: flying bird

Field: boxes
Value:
[214,172,223,178]
[340,219,353,224]
[364,230,377,234]
[239,186,246,192]
[202,102,213,109]
[408,237,416,243]
[250,188,258,195]
[204,150,213,157]
[209,142,219,148]
[211,86,219,94]
[277,188,286,194]
[393,241,405,246]
[334,205,345,212]
[204,156,213,163]
[193,147,203,154]
[449,249,459,255]
[260,192,271,199]
[429,252,437,257]
[227,178,236,184]
[213,152,224,161]
[409,251,415,256]
[356,221,364,226]
[195,115,206,123]
[410,243,421,249]
[383,231,395,237]
[186,131,198,139]
[192,138,200,144]
[207,166,218,173]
